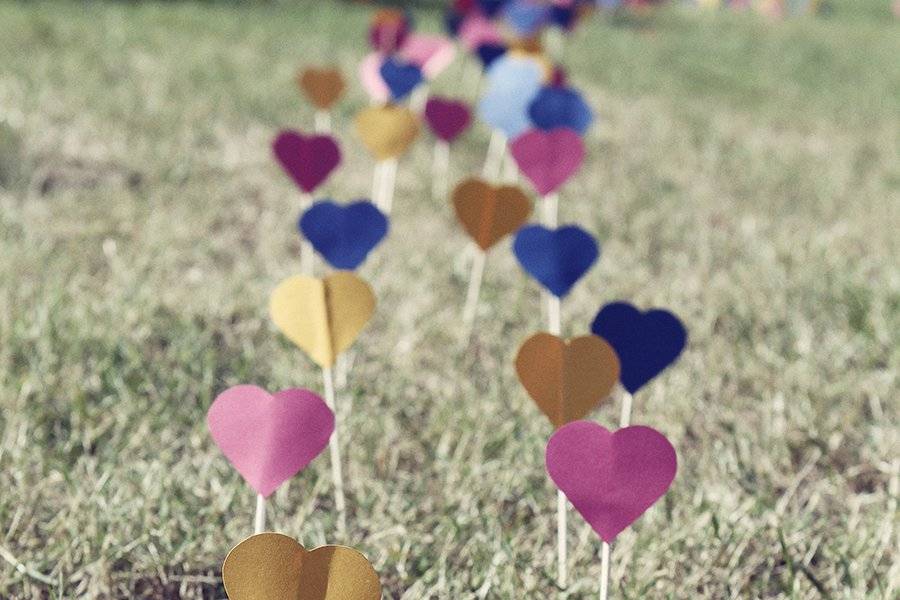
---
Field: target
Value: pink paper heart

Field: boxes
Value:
[546,421,677,543]
[458,12,504,51]
[272,131,341,194]
[424,97,472,143]
[400,34,456,80]
[208,385,334,498]
[510,127,585,196]
[359,52,390,103]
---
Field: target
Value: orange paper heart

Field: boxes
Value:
[298,67,346,110]
[354,104,420,161]
[452,178,532,251]
[515,333,620,429]
[222,532,382,600]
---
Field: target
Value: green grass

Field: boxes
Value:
[0,0,897,597]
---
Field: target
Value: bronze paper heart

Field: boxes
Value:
[452,178,532,251]
[298,67,346,110]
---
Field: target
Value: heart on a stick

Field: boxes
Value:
[222,532,381,600]
[452,178,532,251]
[424,97,472,143]
[510,127,584,196]
[272,131,341,194]
[546,421,677,543]
[207,385,333,497]
[297,67,346,110]
[354,105,420,161]
[515,333,620,429]
[270,272,375,368]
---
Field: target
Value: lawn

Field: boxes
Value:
[0,0,897,598]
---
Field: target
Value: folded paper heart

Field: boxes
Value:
[528,86,593,135]
[476,43,507,69]
[207,386,334,498]
[591,301,687,394]
[478,0,507,17]
[359,53,390,104]
[299,200,389,270]
[273,131,342,194]
[379,57,423,101]
[424,97,472,143]
[513,224,598,297]
[503,0,552,36]
[510,127,584,196]
[546,421,677,543]
[458,12,504,51]
[270,272,375,368]
[515,333,620,429]
[369,8,410,54]
[478,55,543,139]
[452,178,532,251]
[399,33,456,80]
[298,67,346,110]
[355,105,420,161]
[223,532,381,600]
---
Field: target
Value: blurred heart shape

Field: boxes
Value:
[359,53,390,103]
[270,272,375,368]
[207,386,334,498]
[400,33,456,80]
[515,333,620,428]
[272,131,341,194]
[513,224,598,297]
[510,127,584,196]
[452,177,532,250]
[369,8,411,53]
[591,302,687,394]
[503,0,552,37]
[379,57,423,101]
[299,200,389,270]
[528,86,593,135]
[478,55,543,139]
[297,67,346,110]
[475,42,507,69]
[546,421,677,543]
[424,97,472,143]
[458,11,504,51]
[354,105,420,161]
[223,532,382,600]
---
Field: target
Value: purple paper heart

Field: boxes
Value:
[424,97,472,143]
[546,421,677,543]
[272,130,341,194]
[510,127,584,196]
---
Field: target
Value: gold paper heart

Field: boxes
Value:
[515,333,620,429]
[222,532,382,600]
[298,67,346,110]
[452,178,532,251]
[354,105,420,161]
[270,272,375,368]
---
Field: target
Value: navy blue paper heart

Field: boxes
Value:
[513,224,599,298]
[550,5,576,29]
[478,0,508,17]
[380,58,423,101]
[444,10,463,36]
[298,200,389,270]
[528,86,593,135]
[476,43,507,69]
[590,302,687,394]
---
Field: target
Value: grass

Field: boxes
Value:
[0,0,897,597]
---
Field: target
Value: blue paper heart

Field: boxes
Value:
[298,200,389,270]
[380,57,423,101]
[550,5,576,29]
[513,224,599,298]
[478,0,508,17]
[503,0,551,37]
[528,86,593,135]
[476,43,507,69]
[478,56,543,139]
[590,302,687,394]
[444,9,463,36]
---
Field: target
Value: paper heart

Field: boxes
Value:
[272,131,341,194]
[299,200,388,270]
[223,533,381,600]
[590,302,687,394]
[369,8,411,53]
[297,67,346,110]
[475,43,508,69]
[379,57,423,101]
[502,0,552,37]
[528,86,593,135]
[478,0,507,17]
[458,11,504,50]
[270,273,375,368]
[478,55,543,139]
[354,105,420,161]
[207,386,333,498]
[399,33,456,80]
[424,97,472,143]
[510,127,584,196]
[515,333,620,428]
[452,178,532,251]
[358,53,390,104]
[513,224,598,297]
[546,421,677,543]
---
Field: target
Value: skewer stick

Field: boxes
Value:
[371,162,384,210]
[410,85,429,114]
[542,193,559,228]
[482,130,506,182]
[322,366,347,536]
[548,294,565,587]
[254,493,266,534]
[501,149,518,184]
[314,110,331,134]
[461,248,486,343]
[381,158,398,214]
[432,140,451,200]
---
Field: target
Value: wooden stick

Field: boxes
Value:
[501,149,518,184]
[432,140,451,200]
[371,162,384,211]
[300,192,314,275]
[542,193,559,228]
[482,130,506,182]
[322,366,347,536]
[381,158,398,214]
[335,352,349,389]
[548,295,561,337]
[619,385,634,428]
[410,85,429,114]
[254,493,266,534]
[461,248,486,343]
[314,110,331,134]
[557,489,568,589]
[600,540,611,600]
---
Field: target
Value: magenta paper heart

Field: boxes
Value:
[272,131,341,194]
[546,421,677,543]
[208,385,334,498]
[359,52,390,103]
[510,127,585,196]
[424,97,472,143]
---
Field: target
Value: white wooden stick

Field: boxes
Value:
[335,352,349,389]
[482,130,506,182]
[371,162,384,210]
[300,192,314,275]
[619,385,634,428]
[600,540,611,600]
[314,110,331,134]
[461,248,486,343]
[322,366,347,536]
[410,85,429,114]
[557,489,568,589]
[254,493,266,534]
[501,149,518,184]
[432,140,451,200]
[381,158,398,214]
[548,295,561,336]
[542,193,559,228]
